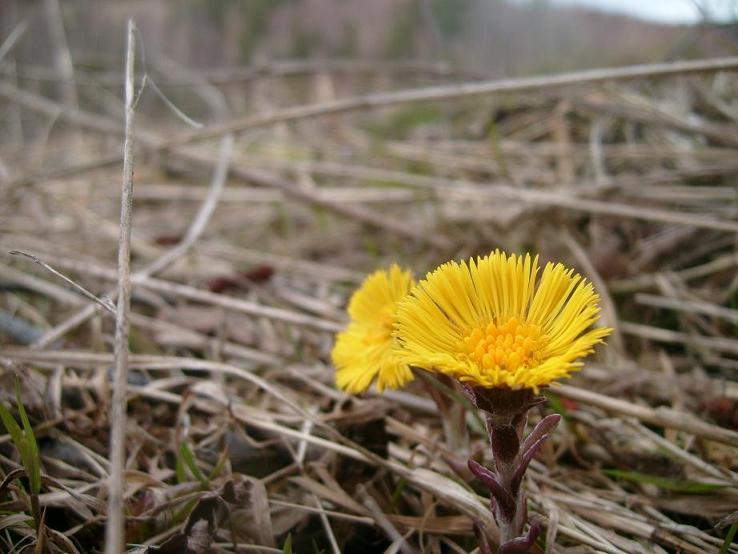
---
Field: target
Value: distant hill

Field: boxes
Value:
[2,0,736,75]
[262,0,737,74]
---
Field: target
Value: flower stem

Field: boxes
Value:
[466,396,560,553]
[486,414,526,545]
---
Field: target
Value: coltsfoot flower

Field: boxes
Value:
[332,265,415,393]
[395,250,610,392]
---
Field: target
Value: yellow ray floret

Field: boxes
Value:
[395,251,611,392]
[332,265,415,393]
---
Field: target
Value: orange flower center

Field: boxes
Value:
[459,317,544,371]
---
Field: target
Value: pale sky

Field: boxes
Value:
[536,0,736,24]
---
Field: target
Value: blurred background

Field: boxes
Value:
[2,2,738,553]
[2,0,738,123]
[4,0,738,73]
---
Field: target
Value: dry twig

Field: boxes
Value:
[104,19,137,554]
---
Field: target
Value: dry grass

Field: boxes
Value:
[0,44,737,553]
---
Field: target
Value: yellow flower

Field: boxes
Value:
[395,251,610,392]
[332,265,415,393]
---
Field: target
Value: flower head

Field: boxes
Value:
[332,265,415,393]
[395,251,610,392]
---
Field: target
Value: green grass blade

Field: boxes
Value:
[174,454,187,484]
[207,445,229,481]
[389,477,407,512]
[0,400,24,453]
[14,379,41,496]
[179,443,207,486]
[282,533,292,554]
[719,521,737,554]
[543,391,571,421]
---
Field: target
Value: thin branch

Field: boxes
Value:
[620,321,738,356]
[8,250,116,315]
[359,485,419,554]
[0,262,85,306]
[145,77,203,128]
[104,19,136,554]
[141,133,233,276]
[556,383,738,447]
[173,56,738,146]
[634,293,738,325]
[21,252,344,332]
[43,0,77,107]
[0,20,27,65]
[0,58,475,87]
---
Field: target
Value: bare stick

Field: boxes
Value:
[20,252,343,333]
[105,19,136,554]
[634,293,738,324]
[0,20,27,65]
[141,133,233,276]
[1,58,476,88]
[620,321,738,355]
[42,0,77,107]
[8,250,116,314]
[0,262,84,306]
[473,184,738,233]
[173,56,738,146]
[624,420,737,484]
[555,383,738,446]
[360,485,418,554]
